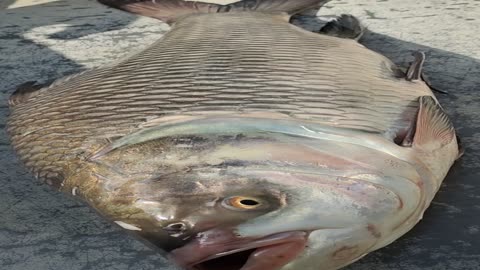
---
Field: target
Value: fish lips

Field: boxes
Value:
[169,228,309,270]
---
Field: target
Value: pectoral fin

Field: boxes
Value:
[403,96,456,152]
[406,51,425,81]
[405,51,448,94]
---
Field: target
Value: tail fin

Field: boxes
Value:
[98,0,331,23]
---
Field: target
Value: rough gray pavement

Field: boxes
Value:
[0,0,479,269]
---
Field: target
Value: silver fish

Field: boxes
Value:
[7,0,462,269]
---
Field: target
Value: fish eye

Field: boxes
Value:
[221,196,263,211]
[163,222,188,234]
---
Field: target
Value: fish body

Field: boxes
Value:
[7,1,460,270]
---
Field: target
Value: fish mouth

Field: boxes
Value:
[170,229,308,270]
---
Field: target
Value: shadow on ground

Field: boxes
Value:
[0,1,479,270]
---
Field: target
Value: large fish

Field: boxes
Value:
[7,0,462,269]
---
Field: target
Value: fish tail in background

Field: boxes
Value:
[97,0,332,24]
[318,14,366,41]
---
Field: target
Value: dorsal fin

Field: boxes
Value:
[405,96,456,152]
[98,0,331,24]
[8,81,45,107]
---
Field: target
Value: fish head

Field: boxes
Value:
[77,116,425,270]
[164,170,413,270]
[127,170,290,253]
[86,167,397,270]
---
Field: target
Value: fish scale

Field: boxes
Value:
[8,12,429,184]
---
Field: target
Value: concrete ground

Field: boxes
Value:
[0,0,479,269]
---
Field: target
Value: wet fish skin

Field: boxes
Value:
[8,12,431,182]
[7,1,461,270]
